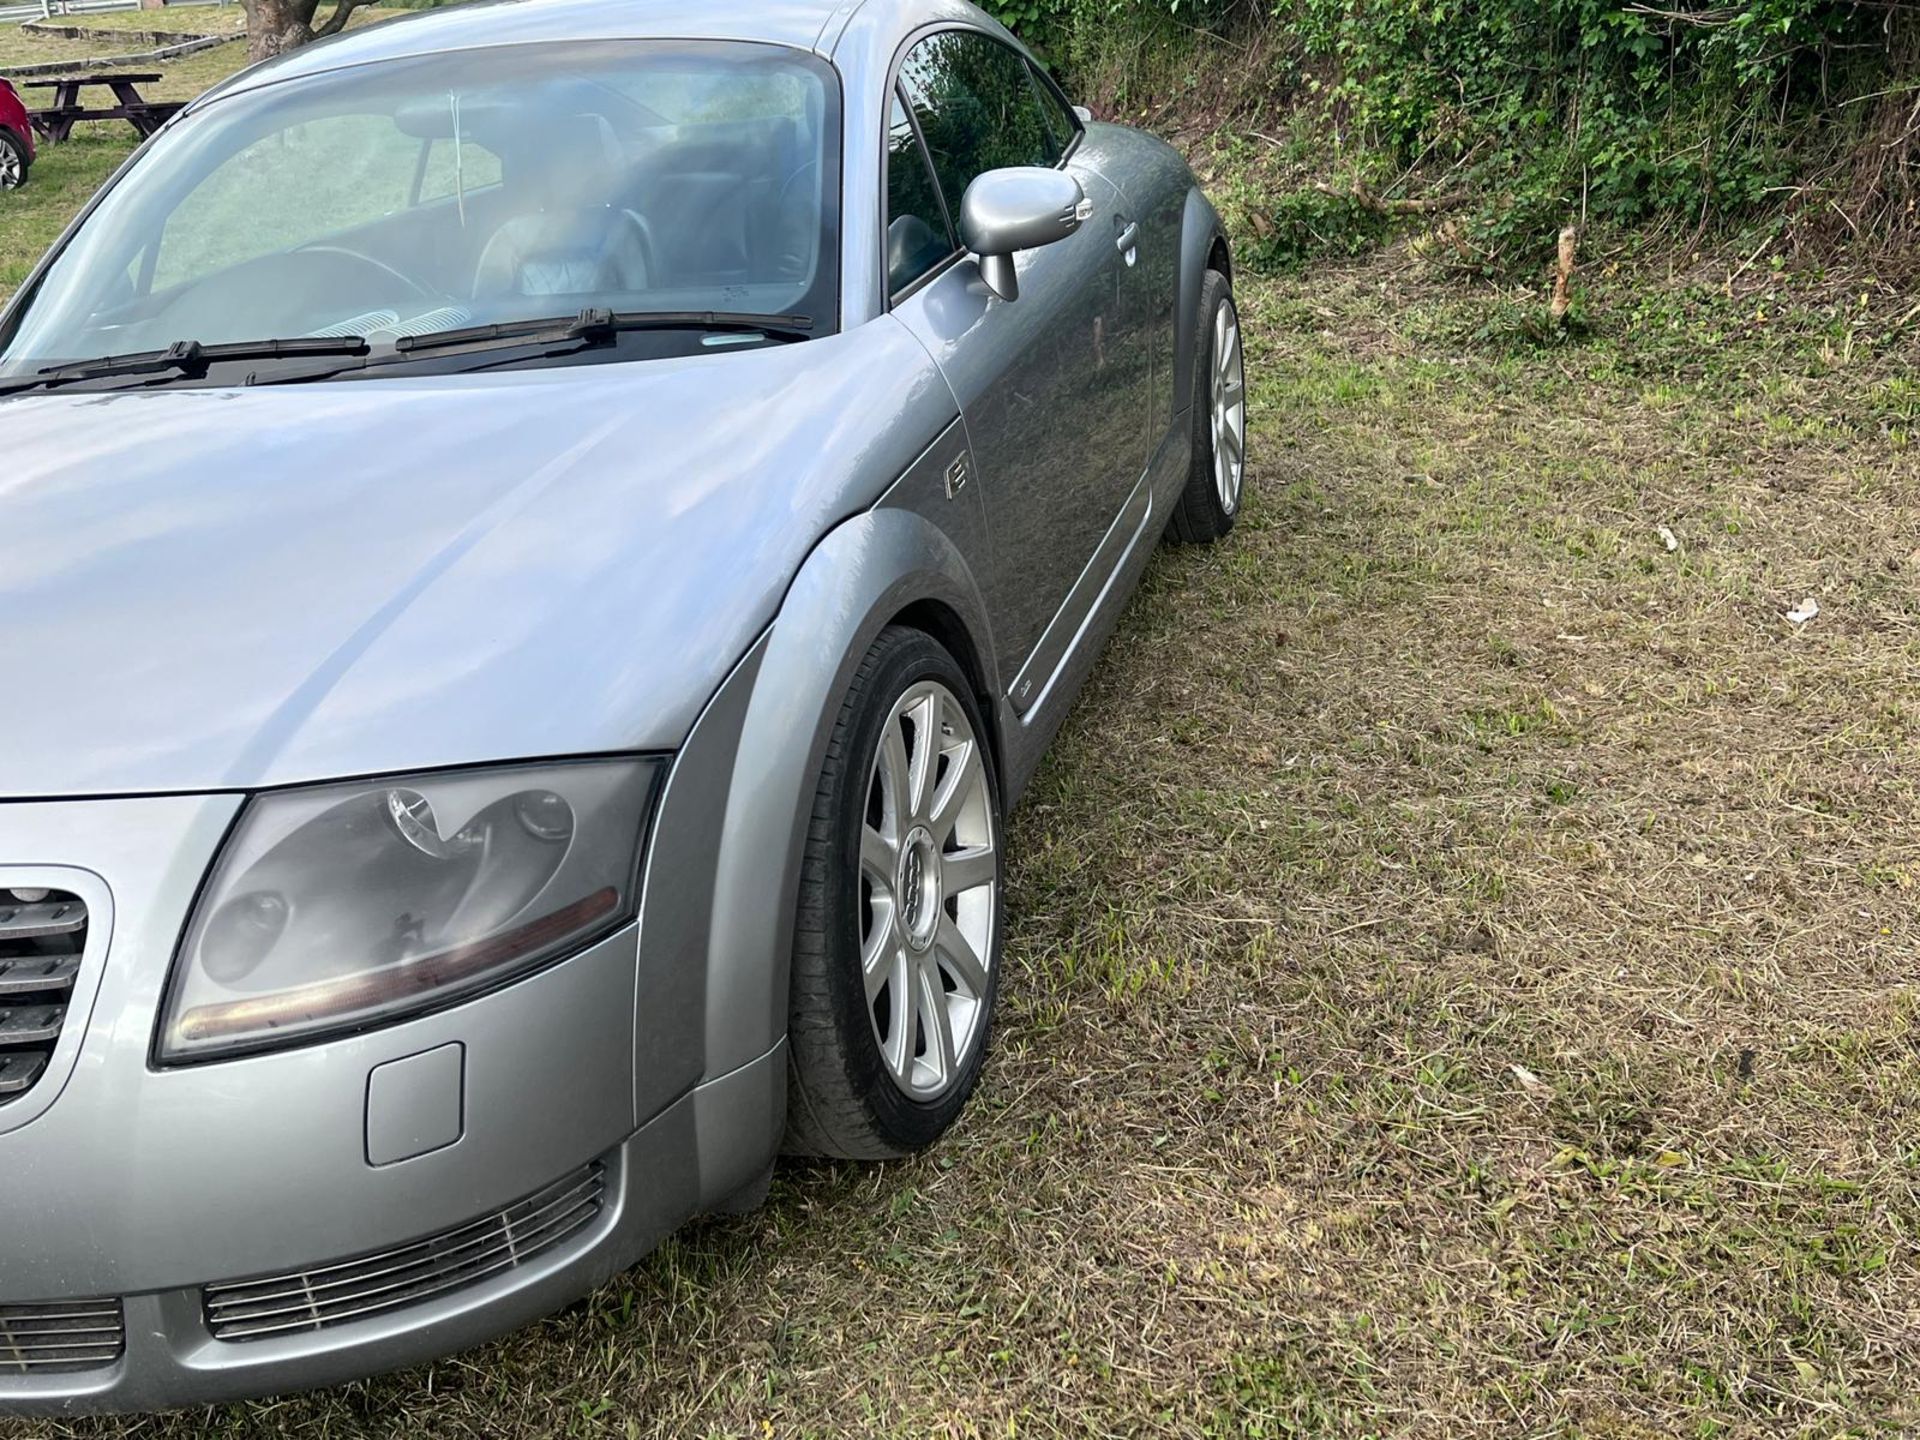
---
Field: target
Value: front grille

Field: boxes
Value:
[0,889,87,1108]
[0,1301,125,1374]
[204,1164,606,1342]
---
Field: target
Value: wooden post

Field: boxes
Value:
[1550,226,1578,326]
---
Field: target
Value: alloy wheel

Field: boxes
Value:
[1210,295,1247,514]
[0,146,21,191]
[858,680,997,1100]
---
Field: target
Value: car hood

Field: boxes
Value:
[0,325,952,798]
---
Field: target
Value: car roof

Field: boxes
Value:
[205,0,876,101]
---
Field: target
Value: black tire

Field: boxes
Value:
[1167,268,1246,545]
[784,626,1005,1160]
[0,130,28,192]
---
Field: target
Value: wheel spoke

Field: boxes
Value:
[942,842,995,896]
[1220,374,1244,408]
[904,690,938,822]
[861,824,895,885]
[1219,419,1244,464]
[927,738,981,842]
[879,722,912,835]
[863,910,899,1000]
[917,958,956,1084]
[881,951,912,1076]
[935,913,990,997]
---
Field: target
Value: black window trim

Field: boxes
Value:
[1025,56,1084,165]
[881,21,1084,312]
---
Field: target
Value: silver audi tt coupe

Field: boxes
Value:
[0,0,1246,1413]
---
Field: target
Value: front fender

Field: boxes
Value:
[699,505,996,1085]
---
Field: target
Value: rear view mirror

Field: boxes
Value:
[957,167,1086,303]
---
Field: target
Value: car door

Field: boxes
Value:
[886,29,1145,707]
[1026,71,1159,482]
[1090,128,1194,470]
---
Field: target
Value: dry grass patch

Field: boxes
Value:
[6,259,1911,1439]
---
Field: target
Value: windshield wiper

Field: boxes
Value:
[41,310,821,395]
[0,337,371,395]
[393,308,814,357]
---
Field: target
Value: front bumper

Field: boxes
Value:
[0,778,783,1415]
[0,1044,782,1416]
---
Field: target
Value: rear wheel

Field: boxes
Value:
[0,131,28,192]
[785,627,1004,1160]
[1168,268,1246,544]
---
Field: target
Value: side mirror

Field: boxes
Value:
[957,167,1087,303]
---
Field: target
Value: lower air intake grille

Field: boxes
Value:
[0,1301,125,1374]
[0,889,88,1109]
[204,1164,606,1342]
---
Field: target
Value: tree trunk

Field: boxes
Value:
[244,0,317,63]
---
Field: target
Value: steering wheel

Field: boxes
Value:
[292,245,434,302]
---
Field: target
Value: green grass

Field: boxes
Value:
[3,22,1920,1440]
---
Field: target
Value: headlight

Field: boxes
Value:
[158,758,661,1063]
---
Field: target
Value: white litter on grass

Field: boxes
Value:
[1511,1064,1552,1097]
[1786,597,1821,625]
[1657,525,1680,553]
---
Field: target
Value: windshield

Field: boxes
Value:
[0,40,840,380]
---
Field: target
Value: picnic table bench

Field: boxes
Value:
[24,73,184,144]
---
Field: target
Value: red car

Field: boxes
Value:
[0,77,35,190]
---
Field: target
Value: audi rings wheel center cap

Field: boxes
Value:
[898,825,940,952]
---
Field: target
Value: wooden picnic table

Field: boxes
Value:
[23,72,184,144]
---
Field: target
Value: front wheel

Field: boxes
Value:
[0,131,29,192]
[1167,268,1247,544]
[784,627,1004,1160]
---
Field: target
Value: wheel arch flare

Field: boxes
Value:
[689,506,1000,1096]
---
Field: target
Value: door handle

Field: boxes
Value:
[1115,223,1140,256]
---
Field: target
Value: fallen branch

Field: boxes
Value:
[1312,179,1471,215]
[1622,5,1741,28]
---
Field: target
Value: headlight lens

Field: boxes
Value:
[159,759,661,1063]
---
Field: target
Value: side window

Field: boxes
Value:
[898,30,1054,219]
[1026,62,1081,164]
[886,90,955,296]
